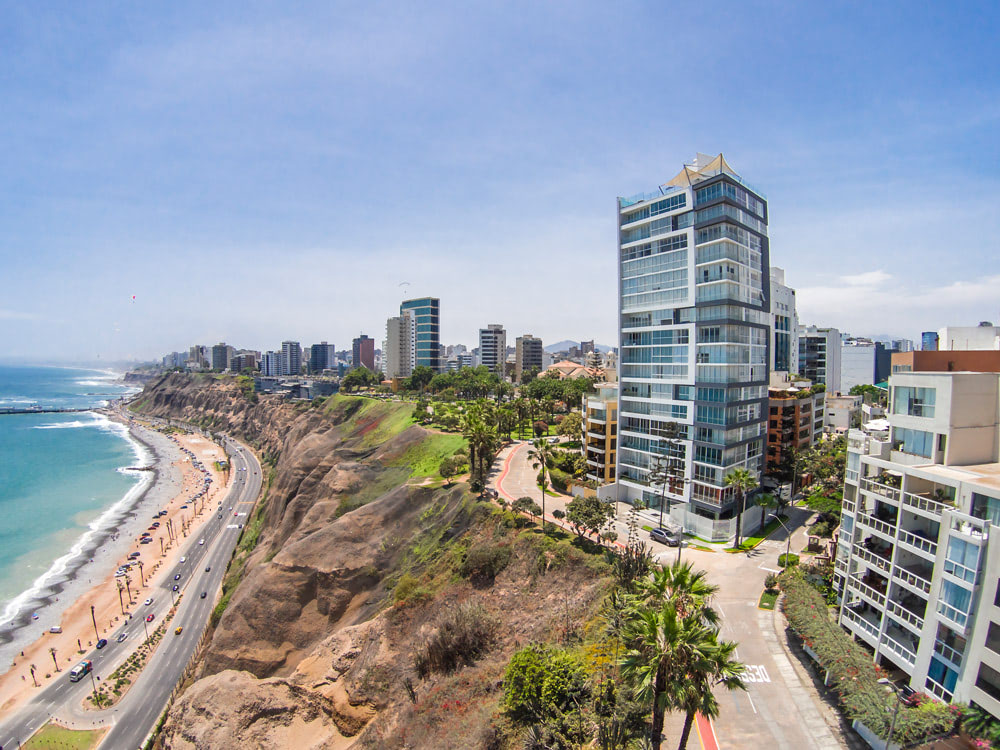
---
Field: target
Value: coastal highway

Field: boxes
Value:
[0,431,262,749]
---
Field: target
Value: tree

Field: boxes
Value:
[672,638,746,750]
[407,365,436,393]
[565,495,615,542]
[439,455,463,486]
[638,561,720,625]
[533,420,548,437]
[527,438,552,529]
[502,644,589,729]
[513,496,542,521]
[557,411,582,438]
[724,468,758,549]
[341,366,380,393]
[849,383,887,406]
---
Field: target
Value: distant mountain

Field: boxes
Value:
[544,340,613,354]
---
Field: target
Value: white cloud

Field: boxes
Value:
[840,270,891,287]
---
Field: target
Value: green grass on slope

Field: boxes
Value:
[24,723,104,750]
[325,394,418,447]
[389,433,467,479]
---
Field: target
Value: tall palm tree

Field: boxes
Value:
[527,438,551,530]
[724,468,758,549]
[673,638,746,750]
[638,561,720,627]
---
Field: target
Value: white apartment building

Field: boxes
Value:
[824,391,863,433]
[798,325,842,393]
[261,351,282,377]
[384,312,415,379]
[281,341,302,376]
[615,154,769,541]
[769,267,798,375]
[515,334,544,383]
[836,371,1000,716]
[939,325,1000,351]
[479,324,507,377]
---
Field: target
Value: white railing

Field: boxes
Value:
[835,558,848,575]
[925,677,953,702]
[882,635,917,667]
[845,469,859,483]
[842,497,856,514]
[937,601,969,630]
[861,477,901,503]
[898,528,938,557]
[934,639,964,667]
[860,514,897,538]
[844,608,880,641]
[853,544,891,574]
[886,599,924,631]
[849,576,887,607]
[893,566,932,595]
[902,491,951,517]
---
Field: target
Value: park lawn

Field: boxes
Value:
[388,432,467,480]
[758,590,778,610]
[24,723,106,750]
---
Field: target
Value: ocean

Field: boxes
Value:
[0,366,143,628]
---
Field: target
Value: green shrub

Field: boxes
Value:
[764,572,779,591]
[460,544,512,584]
[778,553,800,568]
[501,644,589,726]
[413,602,499,678]
[548,467,571,492]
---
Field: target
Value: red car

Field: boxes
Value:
[145,614,155,623]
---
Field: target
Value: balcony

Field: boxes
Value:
[926,677,954,702]
[898,528,938,558]
[937,601,970,632]
[882,631,918,669]
[934,639,964,669]
[893,564,933,595]
[886,596,926,633]
[858,513,897,539]
[849,574,887,607]
[587,430,607,441]
[861,477,901,504]
[845,469,860,484]
[854,542,892,575]
[903,490,953,518]
[843,606,881,645]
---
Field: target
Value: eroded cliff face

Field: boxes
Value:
[135,376,609,749]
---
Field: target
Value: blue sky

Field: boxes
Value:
[1,1,998,362]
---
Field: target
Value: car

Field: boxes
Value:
[174,574,181,580]
[172,585,179,592]
[205,566,211,572]
[95,638,107,649]
[199,538,205,545]
[200,591,207,599]
[116,632,128,643]
[140,538,152,544]
[175,626,183,635]
[114,570,125,577]
[180,557,186,563]
[144,597,153,606]
[151,522,160,528]
[129,552,141,559]
[649,527,681,547]
[180,504,188,509]
[145,614,155,623]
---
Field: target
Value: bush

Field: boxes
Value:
[764,572,779,592]
[778,553,800,568]
[501,644,589,726]
[460,544,512,584]
[413,602,499,678]
[548,467,571,493]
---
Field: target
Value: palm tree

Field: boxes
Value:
[638,561,720,626]
[673,638,746,750]
[527,438,552,530]
[724,468,758,549]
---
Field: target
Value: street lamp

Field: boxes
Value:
[877,678,905,749]
[768,513,792,562]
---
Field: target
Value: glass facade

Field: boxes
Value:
[400,297,441,372]
[617,168,769,518]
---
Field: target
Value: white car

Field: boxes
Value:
[144,598,153,606]
[180,557,186,563]
[199,539,205,545]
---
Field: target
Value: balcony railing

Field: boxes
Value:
[903,491,952,517]
[893,566,932,595]
[842,497,856,514]
[861,477,901,503]
[882,634,917,668]
[859,513,897,538]
[926,677,953,702]
[845,469,860,483]
[898,528,938,557]
[843,607,880,642]
[849,576,887,607]
[933,639,964,668]
[854,544,891,575]
[886,599,924,631]
[937,601,969,630]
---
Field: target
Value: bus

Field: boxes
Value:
[68,660,93,682]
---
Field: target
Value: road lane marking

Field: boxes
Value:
[743,664,771,683]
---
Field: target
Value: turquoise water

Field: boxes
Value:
[0,366,140,623]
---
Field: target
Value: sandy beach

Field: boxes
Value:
[0,416,234,717]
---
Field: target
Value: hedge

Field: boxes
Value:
[780,569,958,745]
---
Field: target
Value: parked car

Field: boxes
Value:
[172,585,179,592]
[649,527,681,546]
[174,574,181,580]
[144,597,153,606]
[205,566,211,572]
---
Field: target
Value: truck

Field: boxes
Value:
[69,660,93,682]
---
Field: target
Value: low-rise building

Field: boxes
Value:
[835,371,1000,716]
[825,391,863,433]
[891,350,1000,376]
[584,384,617,485]
[765,374,825,475]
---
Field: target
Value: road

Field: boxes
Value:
[0,427,262,750]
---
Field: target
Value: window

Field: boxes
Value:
[939,580,973,627]
[945,537,981,584]
[893,427,934,457]
[973,493,1000,526]
[892,386,936,418]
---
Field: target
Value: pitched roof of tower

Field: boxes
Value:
[666,153,739,188]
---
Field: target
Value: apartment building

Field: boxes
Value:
[770,267,799,374]
[401,297,441,372]
[309,342,336,374]
[835,371,1000,716]
[798,325,842,392]
[478,324,506,376]
[765,375,825,474]
[515,334,544,383]
[281,341,302,376]
[824,391,863,433]
[939,325,1000,351]
[585,384,618,484]
[615,153,769,537]
[352,335,375,371]
[384,312,415,379]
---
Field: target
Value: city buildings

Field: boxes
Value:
[384,312,415,379]
[769,267,799,374]
[938,324,1000,351]
[261,351,281,377]
[515,334,544,383]
[615,153,769,538]
[891,350,1000,376]
[231,351,259,373]
[584,383,618,484]
[309,342,336,374]
[824,391,863,433]
[922,332,940,351]
[798,325,842,392]
[842,343,877,392]
[445,352,474,372]
[281,341,302,376]
[211,343,235,371]
[835,371,1000,716]
[765,374,825,475]
[400,297,441,372]
[352,335,376,371]
[162,351,186,368]
[478,324,506,376]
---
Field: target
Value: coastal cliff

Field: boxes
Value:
[131,375,610,749]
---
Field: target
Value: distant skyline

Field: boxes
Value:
[2,2,999,362]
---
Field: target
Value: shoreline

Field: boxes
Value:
[0,415,157,650]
